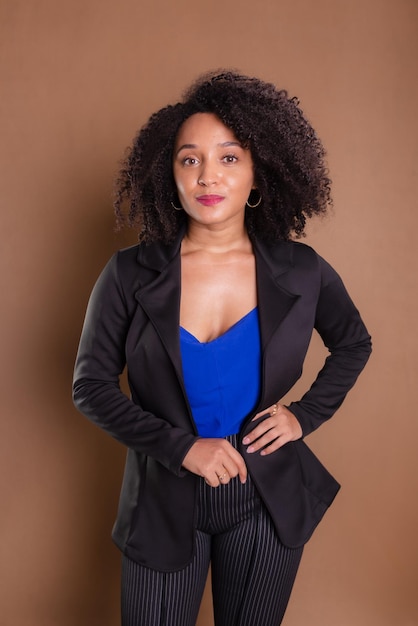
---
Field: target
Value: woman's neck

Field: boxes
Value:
[182,221,252,256]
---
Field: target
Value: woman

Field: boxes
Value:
[73,71,371,626]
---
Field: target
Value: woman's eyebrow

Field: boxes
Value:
[175,143,197,155]
[175,141,242,156]
[219,141,242,148]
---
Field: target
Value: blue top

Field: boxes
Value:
[180,307,261,437]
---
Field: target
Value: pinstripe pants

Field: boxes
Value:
[121,436,303,626]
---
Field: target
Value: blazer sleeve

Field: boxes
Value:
[287,256,372,437]
[72,253,197,476]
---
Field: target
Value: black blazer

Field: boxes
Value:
[73,231,371,571]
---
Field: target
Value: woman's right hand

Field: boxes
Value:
[182,438,247,487]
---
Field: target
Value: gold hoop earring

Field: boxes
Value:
[246,191,262,208]
[171,201,183,211]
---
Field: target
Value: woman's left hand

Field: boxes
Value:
[242,403,303,456]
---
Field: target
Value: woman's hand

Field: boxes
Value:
[242,403,302,456]
[182,438,248,487]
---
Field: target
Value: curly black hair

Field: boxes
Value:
[114,70,332,243]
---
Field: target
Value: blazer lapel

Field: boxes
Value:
[134,232,184,384]
[253,238,300,350]
[252,238,301,412]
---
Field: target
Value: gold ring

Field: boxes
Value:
[271,403,278,415]
[218,472,228,481]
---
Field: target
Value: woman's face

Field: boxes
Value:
[173,113,255,231]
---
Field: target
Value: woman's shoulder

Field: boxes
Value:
[286,241,342,283]
[98,243,141,285]
[255,237,322,269]
[116,232,183,271]
[287,239,320,259]
[114,242,142,265]
[255,238,344,292]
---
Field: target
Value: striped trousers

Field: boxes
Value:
[121,436,303,626]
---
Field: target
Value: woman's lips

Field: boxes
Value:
[196,195,224,206]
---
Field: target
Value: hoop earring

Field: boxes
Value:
[246,190,262,208]
[171,201,183,211]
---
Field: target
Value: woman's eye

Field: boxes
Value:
[183,157,199,166]
[223,154,238,163]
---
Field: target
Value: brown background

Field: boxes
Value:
[1,0,417,624]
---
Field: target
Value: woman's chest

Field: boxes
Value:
[180,255,257,343]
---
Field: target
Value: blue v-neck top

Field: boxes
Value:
[180,307,261,437]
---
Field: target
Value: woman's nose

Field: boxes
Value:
[198,161,219,186]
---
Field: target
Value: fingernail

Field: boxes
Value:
[242,437,250,444]
[247,446,254,453]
